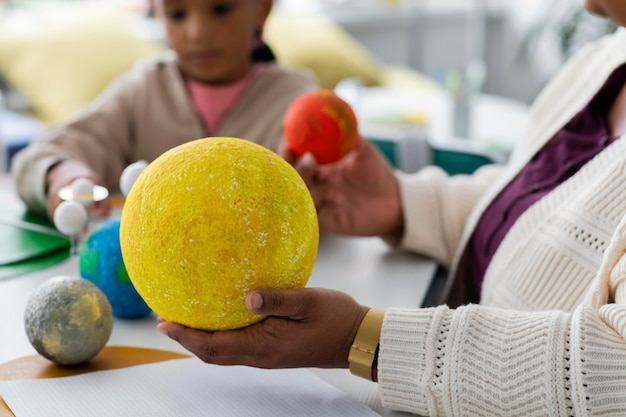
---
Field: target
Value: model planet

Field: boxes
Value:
[120,137,319,331]
[24,275,113,365]
[80,218,152,319]
[283,89,360,164]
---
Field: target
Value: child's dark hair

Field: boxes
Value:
[252,42,276,62]
[251,29,275,63]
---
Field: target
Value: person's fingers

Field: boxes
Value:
[48,195,111,224]
[158,289,370,369]
[316,202,350,234]
[89,199,111,218]
[157,322,220,360]
[157,322,212,352]
[47,195,61,221]
[292,153,335,210]
[245,289,313,320]
[280,144,297,165]
[157,321,263,365]
[292,152,318,183]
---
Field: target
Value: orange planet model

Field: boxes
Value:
[283,89,360,164]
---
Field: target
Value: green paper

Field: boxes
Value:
[0,250,70,281]
[0,205,70,279]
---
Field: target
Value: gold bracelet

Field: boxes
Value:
[348,308,385,382]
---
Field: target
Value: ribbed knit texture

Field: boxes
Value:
[480,139,626,312]
[378,28,626,416]
[380,305,626,417]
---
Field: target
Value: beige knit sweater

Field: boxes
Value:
[379,28,626,416]
[11,52,317,216]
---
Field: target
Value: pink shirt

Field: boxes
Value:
[186,65,262,134]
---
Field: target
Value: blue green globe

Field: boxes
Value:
[80,218,151,318]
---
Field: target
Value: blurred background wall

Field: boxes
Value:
[278,0,616,104]
[0,0,618,172]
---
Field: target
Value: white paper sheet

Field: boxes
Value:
[0,357,381,417]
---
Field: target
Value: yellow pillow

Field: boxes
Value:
[379,66,442,90]
[0,5,164,125]
[264,11,383,89]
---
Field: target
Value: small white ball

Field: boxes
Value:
[71,178,95,202]
[120,160,148,197]
[53,201,89,236]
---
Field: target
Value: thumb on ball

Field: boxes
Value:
[245,289,309,319]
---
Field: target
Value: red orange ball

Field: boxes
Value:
[283,89,359,164]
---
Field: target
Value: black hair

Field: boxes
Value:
[252,41,276,62]
[251,28,275,62]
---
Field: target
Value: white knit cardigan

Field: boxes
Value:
[378,28,626,416]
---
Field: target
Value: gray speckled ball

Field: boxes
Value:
[24,275,113,365]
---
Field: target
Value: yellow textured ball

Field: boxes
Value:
[120,137,319,331]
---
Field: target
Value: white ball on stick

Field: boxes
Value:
[53,200,89,236]
[70,177,95,201]
[120,160,148,197]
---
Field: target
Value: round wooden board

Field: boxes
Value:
[0,346,190,417]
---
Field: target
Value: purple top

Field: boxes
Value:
[469,64,626,296]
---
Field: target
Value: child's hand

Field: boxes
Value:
[46,160,111,221]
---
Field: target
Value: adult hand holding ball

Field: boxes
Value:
[283,89,360,164]
[120,137,319,331]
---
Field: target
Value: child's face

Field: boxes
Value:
[154,0,272,84]
[585,0,626,27]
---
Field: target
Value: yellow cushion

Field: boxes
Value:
[264,11,383,89]
[379,66,442,90]
[0,5,164,125]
